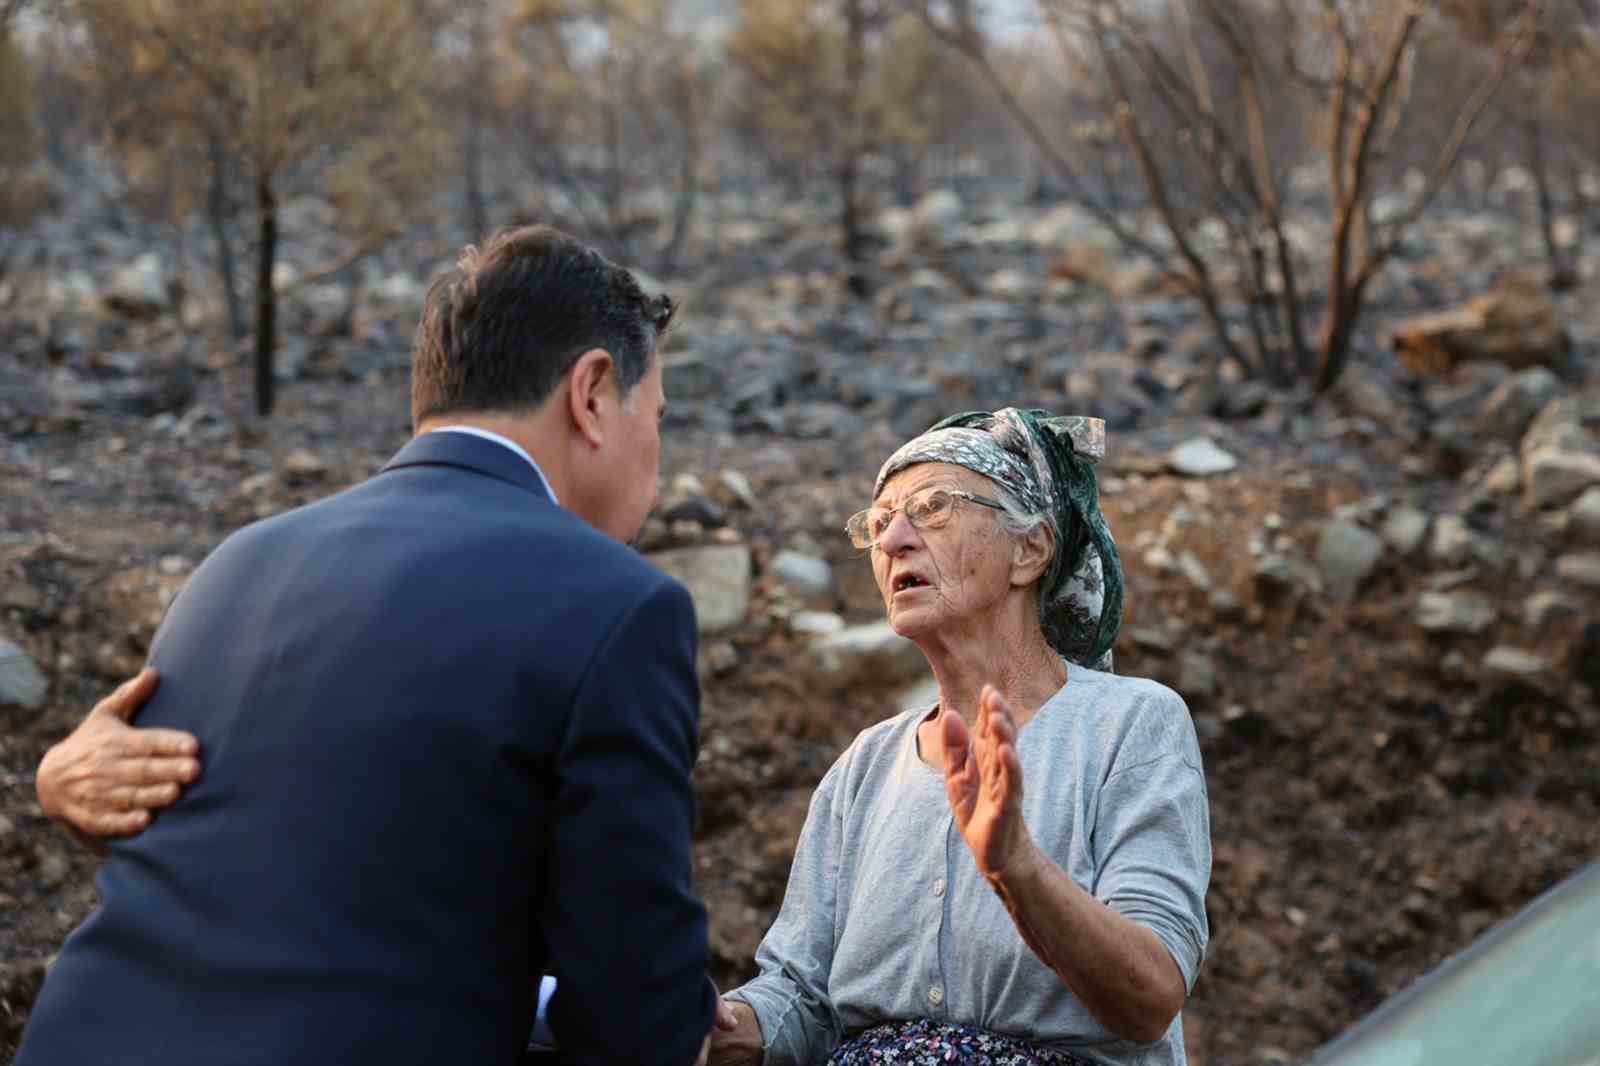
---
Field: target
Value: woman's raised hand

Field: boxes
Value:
[941,684,1039,882]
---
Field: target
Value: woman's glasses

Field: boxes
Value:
[845,488,1005,549]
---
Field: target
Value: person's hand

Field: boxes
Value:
[706,998,759,1066]
[695,995,742,1066]
[36,668,201,842]
[942,684,1040,882]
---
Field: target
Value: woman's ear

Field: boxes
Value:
[1010,522,1055,588]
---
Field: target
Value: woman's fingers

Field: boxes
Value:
[940,710,978,823]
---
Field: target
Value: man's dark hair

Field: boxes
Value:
[410,225,675,427]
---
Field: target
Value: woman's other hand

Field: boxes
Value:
[36,667,201,847]
[706,999,762,1066]
[942,684,1042,883]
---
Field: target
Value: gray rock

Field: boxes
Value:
[54,369,196,418]
[1168,438,1238,477]
[1524,590,1579,629]
[1555,553,1600,589]
[1318,519,1385,600]
[770,550,833,596]
[1483,646,1547,679]
[1480,455,1522,496]
[807,621,928,690]
[1218,380,1272,420]
[1477,367,1561,441]
[700,641,740,678]
[1381,506,1431,557]
[909,189,964,246]
[1177,551,1212,593]
[1142,547,1177,574]
[784,402,862,440]
[366,272,426,314]
[1571,486,1600,542]
[293,283,350,337]
[1430,515,1499,568]
[648,545,752,632]
[663,352,723,403]
[1209,589,1244,618]
[1336,366,1404,426]
[713,469,759,511]
[663,495,726,528]
[1523,448,1600,510]
[789,610,846,638]
[1521,394,1594,456]
[1128,627,1176,654]
[0,637,47,710]
[1253,554,1297,595]
[281,448,326,482]
[1178,651,1217,700]
[102,253,170,317]
[1415,591,1497,634]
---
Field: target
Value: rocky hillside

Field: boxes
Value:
[3,182,1598,1063]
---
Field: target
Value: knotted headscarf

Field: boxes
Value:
[873,408,1123,671]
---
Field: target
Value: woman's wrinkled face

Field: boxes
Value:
[869,463,1017,643]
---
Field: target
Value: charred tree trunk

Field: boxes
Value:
[658,65,701,276]
[253,169,278,417]
[207,135,246,340]
[839,0,868,271]
[463,4,489,243]
[1528,118,1578,291]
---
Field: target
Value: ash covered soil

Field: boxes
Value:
[4,196,1600,1064]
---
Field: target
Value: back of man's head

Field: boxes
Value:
[409,225,674,429]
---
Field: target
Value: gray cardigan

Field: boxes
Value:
[728,668,1211,1066]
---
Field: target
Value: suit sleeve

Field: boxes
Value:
[543,577,716,1066]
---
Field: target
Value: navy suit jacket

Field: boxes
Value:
[18,432,716,1066]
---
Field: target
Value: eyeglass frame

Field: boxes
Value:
[845,487,1007,550]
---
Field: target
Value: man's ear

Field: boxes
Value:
[565,348,616,450]
[1011,522,1055,588]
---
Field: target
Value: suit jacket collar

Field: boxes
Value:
[381,431,555,503]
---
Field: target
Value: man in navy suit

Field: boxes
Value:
[20,225,724,1066]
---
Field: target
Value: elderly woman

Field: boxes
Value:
[40,407,1210,1066]
[710,408,1211,1066]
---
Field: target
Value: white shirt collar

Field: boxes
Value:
[427,426,560,505]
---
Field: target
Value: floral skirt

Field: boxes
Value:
[825,1018,1097,1066]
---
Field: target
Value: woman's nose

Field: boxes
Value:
[876,510,921,554]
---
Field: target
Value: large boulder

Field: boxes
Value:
[1518,391,1600,509]
[649,545,752,633]
[1317,520,1385,600]
[1475,367,1562,442]
[805,621,927,691]
[907,189,964,247]
[101,253,172,318]
[1415,591,1497,634]
[769,551,833,597]
[1168,438,1238,477]
[1391,277,1569,377]
[1524,449,1600,510]
[0,637,47,710]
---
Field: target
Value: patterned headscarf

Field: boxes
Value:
[873,408,1123,670]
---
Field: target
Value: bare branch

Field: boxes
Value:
[1359,1,1542,283]
[274,230,400,295]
